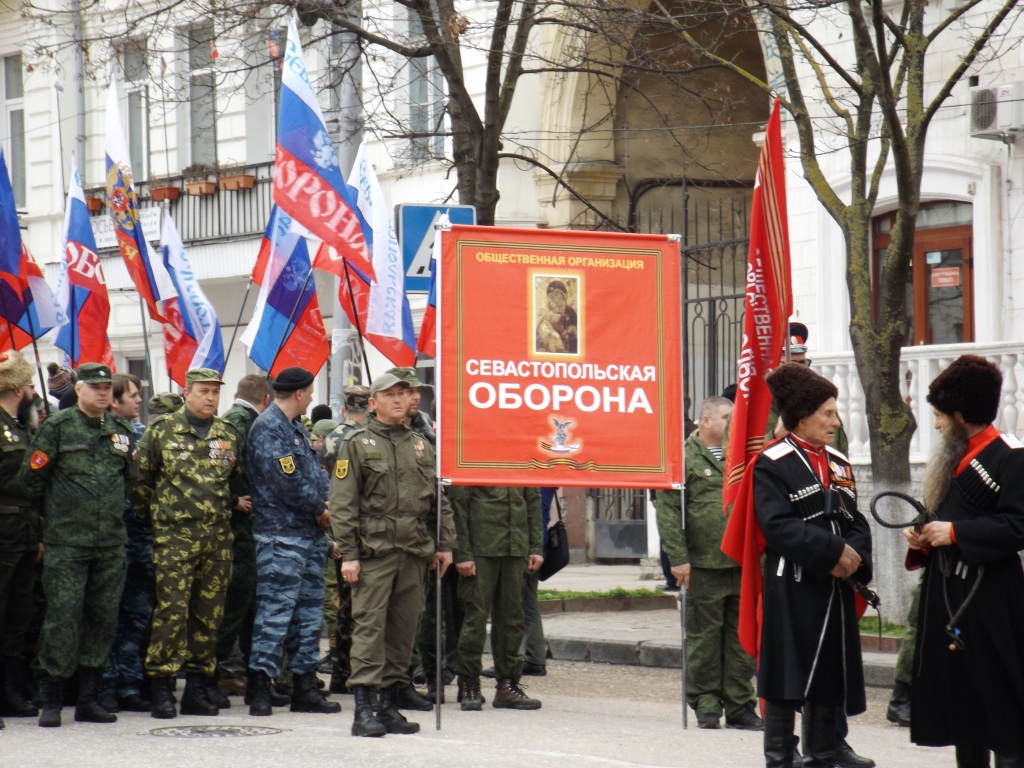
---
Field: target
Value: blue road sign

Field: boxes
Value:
[397,204,476,293]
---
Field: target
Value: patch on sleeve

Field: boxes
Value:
[29,449,49,470]
[1001,433,1024,450]
[278,455,296,475]
[335,459,348,479]
[763,442,795,461]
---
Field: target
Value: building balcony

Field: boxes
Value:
[814,341,1024,465]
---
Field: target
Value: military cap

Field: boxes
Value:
[149,392,184,415]
[344,384,370,410]
[311,419,339,438]
[386,366,427,388]
[787,321,809,355]
[272,367,315,392]
[77,363,113,385]
[369,372,408,397]
[185,368,225,387]
[0,350,35,391]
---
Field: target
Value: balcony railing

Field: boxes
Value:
[84,161,274,248]
[814,341,1024,464]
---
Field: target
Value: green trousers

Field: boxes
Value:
[686,566,756,720]
[348,551,427,690]
[453,556,526,680]
[36,544,126,679]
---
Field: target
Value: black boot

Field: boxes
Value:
[763,701,795,768]
[395,682,432,711]
[248,670,273,716]
[801,703,838,768]
[329,662,349,694]
[270,681,292,707]
[955,744,991,768]
[1,658,37,717]
[290,672,341,714]
[886,681,912,727]
[375,685,420,734]
[350,686,386,737]
[37,676,63,728]
[150,677,176,719]
[75,669,116,723]
[180,673,218,716]
[204,670,230,709]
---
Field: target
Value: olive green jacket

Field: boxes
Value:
[133,409,242,538]
[0,407,39,553]
[329,418,456,561]
[448,485,542,564]
[19,407,138,548]
[222,401,258,497]
[657,430,733,569]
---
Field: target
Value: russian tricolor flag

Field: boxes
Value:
[273,20,375,283]
[417,256,436,358]
[54,160,113,367]
[105,80,176,322]
[242,206,329,376]
[161,211,225,386]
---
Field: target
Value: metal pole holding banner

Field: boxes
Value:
[668,231,687,730]
[434,215,450,732]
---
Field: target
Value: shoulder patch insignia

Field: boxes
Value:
[29,449,49,470]
[335,459,348,479]
[1001,433,1024,450]
[764,442,795,461]
[278,455,296,475]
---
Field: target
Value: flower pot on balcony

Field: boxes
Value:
[218,173,255,191]
[85,196,103,212]
[186,180,217,196]
[150,185,181,202]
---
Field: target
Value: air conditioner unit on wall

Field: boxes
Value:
[970,82,1024,140]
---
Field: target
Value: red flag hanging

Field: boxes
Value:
[720,98,792,656]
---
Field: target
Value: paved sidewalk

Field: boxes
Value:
[536,564,897,688]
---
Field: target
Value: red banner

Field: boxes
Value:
[439,225,682,488]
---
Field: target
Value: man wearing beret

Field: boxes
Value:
[753,363,872,768]
[330,372,456,737]
[904,355,1024,766]
[0,351,41,726]
[136,368,242,719]
[246,367,339,717]
[19,362,139,727]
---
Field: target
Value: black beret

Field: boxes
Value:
[927,354,1001,426]
[766,362,838,431]
[310,404,333,423]
[272,367,315,392]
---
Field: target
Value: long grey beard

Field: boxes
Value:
[921,422,969,513]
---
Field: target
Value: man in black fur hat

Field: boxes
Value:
[904,354,1024,767]
[754,362,873,768]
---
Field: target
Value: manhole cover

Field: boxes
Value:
[147,725,285,738]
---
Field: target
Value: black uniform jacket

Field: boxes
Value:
[911,431,1024,752]
[753,437,872,712]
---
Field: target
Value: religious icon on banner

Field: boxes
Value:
[533,274,580,355]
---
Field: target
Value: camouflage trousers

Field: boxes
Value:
[0,547,36,661]
[145,532,232,678]
[102,526,155,697]
[453,556,526,680]
[36,544,126,679]
[249,534,327,679]
[216,515,256,664]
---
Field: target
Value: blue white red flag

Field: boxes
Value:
[0,146,58,351]
[344,143,415,366]
[105,80,176,321]
[161,211,225,386]
[243,205,329,376]
[274,19,374,282]
[417,255,437,358]
[54,160,113,367]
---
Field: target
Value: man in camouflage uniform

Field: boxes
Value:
[136,368,241,719]
[658,396,761,731]
[321,385,370,695]
[330,372,456,737]
[0,351,41,725]
[215,374,274,704]
[246,367,339,717]
[100,373,152,714]
[450,485,544,711]
[20,362,138,728]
